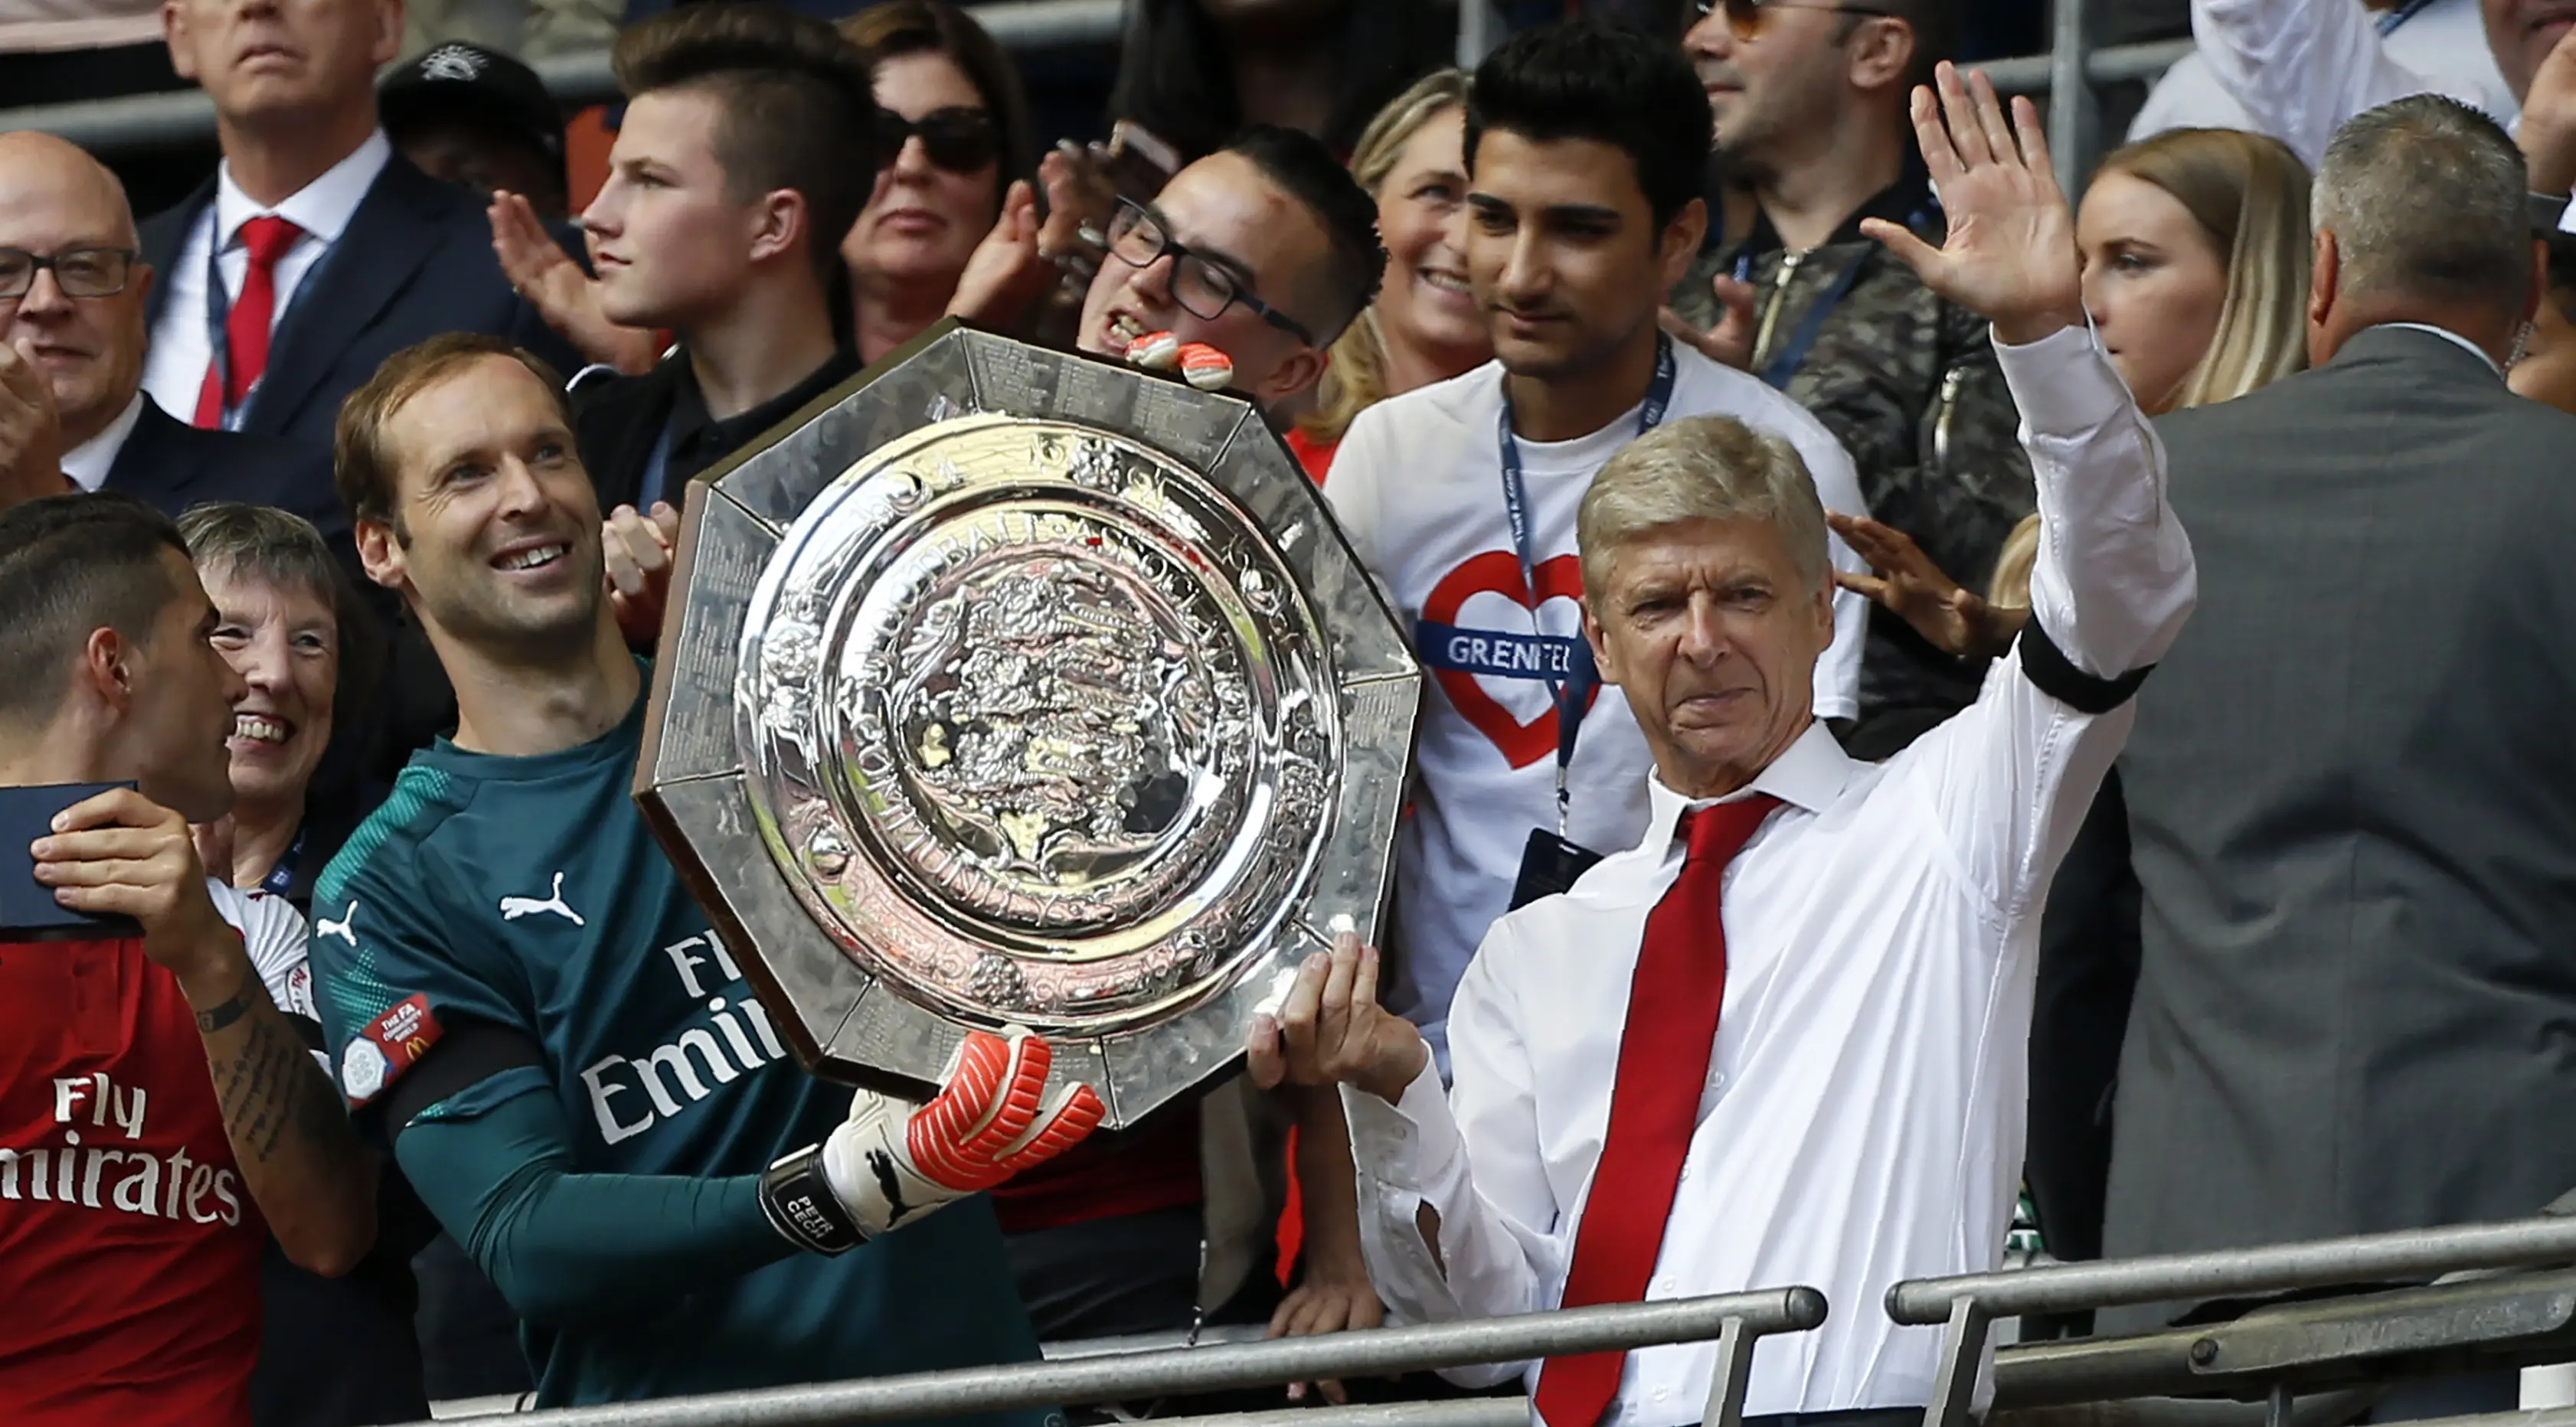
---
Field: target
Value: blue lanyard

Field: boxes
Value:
[1496,331,1677,830]
[199,211,322,433]
[636,413,678,510]
[2376,0,2435,35]
[258,828,306,898]
[1734,246,1873,391]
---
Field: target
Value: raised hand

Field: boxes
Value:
[2521,25,2576,195]
[1247,932,1428,1104]
[604,500,681,645]
[1862,63,2084,346]
[489,190,659,375]
[822,1026,1104,1236]
[946,179,1057,332]
[0,338,66,510]
[1826,511,2023,661]
[1659,272,1759,372]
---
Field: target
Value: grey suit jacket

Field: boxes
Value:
[2105,325,2576,1301]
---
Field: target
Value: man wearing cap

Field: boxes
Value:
[382,41,571,222]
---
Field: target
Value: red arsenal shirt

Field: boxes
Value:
[0,892,278,1427]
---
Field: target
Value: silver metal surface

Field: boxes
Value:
[1989,1272,2576,1411]
[390,1288,1828,1427]
[1977,38,2197,94]
[639,323,1420,1125]
[1890,1218,2576,1326]
[2045,0,2097,199]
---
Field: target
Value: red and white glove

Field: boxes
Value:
[821,1025,1104,1235]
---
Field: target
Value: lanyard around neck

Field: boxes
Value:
[1495,331,1678,832]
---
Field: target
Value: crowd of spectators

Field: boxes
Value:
[6,0,2576,1423]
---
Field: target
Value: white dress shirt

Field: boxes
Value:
[58,390,145,492]
[1341,324,2197,1425]
[2133,0,2514,152]
[1322,344,1871,1076]
[139,129,394,424]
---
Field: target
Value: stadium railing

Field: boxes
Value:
[1891,1214,2576,1427]
[405,1286,1828,1426]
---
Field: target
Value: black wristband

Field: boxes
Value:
[2015,619,2153,714]
[760,1145,867,1256]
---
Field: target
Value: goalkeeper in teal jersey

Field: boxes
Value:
[305,333,1102,1409]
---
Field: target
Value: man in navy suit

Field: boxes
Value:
[138,0,578,449]
[0,129,340,544]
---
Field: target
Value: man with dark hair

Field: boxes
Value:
[570,1,880,527]
[1679,0,2036,756]
[1077,122,1384,410]
[1322,18,1868,1076]
[994,122,1396,1367]
[0,490,379,1426]
[306,331,1098,1408]
[2105,101,2576,1401]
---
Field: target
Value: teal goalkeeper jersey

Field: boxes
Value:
[308,684,1045,1409]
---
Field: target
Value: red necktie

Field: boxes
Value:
[192,214,304,429]
[1534,793,1782,1427]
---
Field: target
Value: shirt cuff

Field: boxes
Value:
[1340,1050,1459,1195]
[1991,322,2133,442]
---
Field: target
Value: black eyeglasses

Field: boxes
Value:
[0,247,139,300]
[1692,0,1896,38]
[876,106,999,175]
[1103,198,1318,348]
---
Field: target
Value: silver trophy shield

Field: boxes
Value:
[634,322,1422,1128]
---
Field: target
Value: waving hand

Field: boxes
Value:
[1862,64,2085,347]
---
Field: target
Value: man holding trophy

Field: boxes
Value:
[303,332,1098,1409]
[1250,64,2196,1427]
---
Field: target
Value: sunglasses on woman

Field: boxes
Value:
[1692,0,1895,39]
[876,106,999,174]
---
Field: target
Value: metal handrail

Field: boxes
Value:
[1893,1219,2576,1325]
[1977,38,2198,96]
[1894,1217,2576,1427]
[395,1286,1826,1427]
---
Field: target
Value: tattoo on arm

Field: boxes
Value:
[202,975,363,1167]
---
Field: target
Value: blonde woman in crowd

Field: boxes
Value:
[1829,126,2310,1271]
[1286,70,1489,481]
[1835,126,2310,658]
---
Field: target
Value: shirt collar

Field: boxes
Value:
[60,391,146,491]
[213,129,392,253]
[2370,321,2505,377]
[1638,718,1856,851]
[664,345,864,471]
[1741,165,1938,258]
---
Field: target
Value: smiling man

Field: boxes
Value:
[305,332,1097,1408]
[0,491,378,1427]
[0,131,343,537]
[1319,19,1868,1078]
[570,3,876,522]
[1254,67,2196,1427]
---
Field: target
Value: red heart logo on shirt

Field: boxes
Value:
[1421,550,1600,769]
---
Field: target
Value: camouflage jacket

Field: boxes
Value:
[1679,174,2037,753]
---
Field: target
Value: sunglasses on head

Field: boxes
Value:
[1692,0,1896,38]
[876,106,999,174]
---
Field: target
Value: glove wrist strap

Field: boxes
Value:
[760,1145,868,1256]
